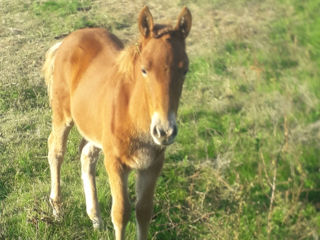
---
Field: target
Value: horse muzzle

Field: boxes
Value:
[150,113,178,146]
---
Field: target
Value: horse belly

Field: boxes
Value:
[70,84,106,148]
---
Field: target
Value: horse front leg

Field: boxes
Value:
[105,157,131,240]
[135,154,164,240]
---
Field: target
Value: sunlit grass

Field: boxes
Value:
[0,0,319,239]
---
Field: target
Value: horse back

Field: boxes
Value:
[55,28,123,91]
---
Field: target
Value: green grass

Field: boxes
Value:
[1,0,320,239]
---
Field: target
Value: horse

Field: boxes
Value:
[42,6,192,240]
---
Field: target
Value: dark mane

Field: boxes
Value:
[115,43,140,81]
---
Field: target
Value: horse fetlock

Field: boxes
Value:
[49,198,62,220]
[91,217,103,230]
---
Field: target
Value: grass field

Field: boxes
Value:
[1,0,320,239]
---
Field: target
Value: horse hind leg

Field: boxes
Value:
[81,142,102,229]
[48,117,73,218]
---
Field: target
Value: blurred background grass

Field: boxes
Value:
[0,0,319,239]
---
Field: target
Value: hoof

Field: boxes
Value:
[92,218,103,230]
[49,198,62,220]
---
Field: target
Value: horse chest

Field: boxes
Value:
[127,139,164,170]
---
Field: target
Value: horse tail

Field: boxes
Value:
[42,41,62,106]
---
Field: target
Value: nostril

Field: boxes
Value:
[159,129,166,137]
[153,126,158,136]
[171,125,178,138]
[166,125,178,138]
[153,125,166,138]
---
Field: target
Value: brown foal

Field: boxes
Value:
[43,6,192,240]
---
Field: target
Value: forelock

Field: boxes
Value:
[152,24,175,39]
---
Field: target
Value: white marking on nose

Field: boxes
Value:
[150,112,162,145]
[150,112,177,146]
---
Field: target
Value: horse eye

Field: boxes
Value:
[141,68,147,77]
[183,69,189,76]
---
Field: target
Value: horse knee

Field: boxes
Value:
[48,133,66,165]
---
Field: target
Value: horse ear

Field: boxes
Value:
[175,7,192,39]
[138,6,154,38]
